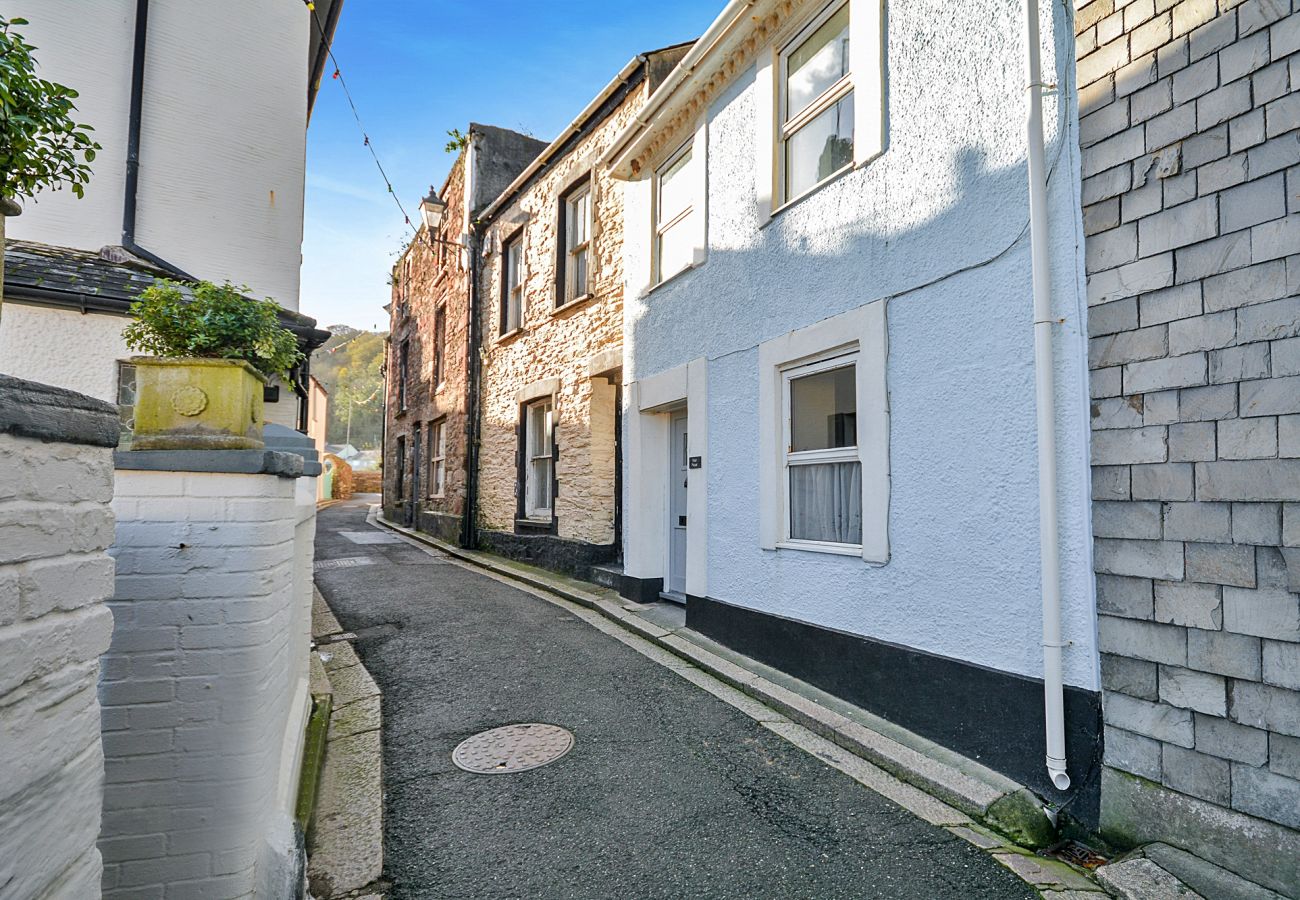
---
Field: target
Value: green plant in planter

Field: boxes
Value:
[124,279,303,380]
[123,280,304,451]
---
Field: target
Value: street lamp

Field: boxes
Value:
[417,186,465,251]
[419,186,447,231]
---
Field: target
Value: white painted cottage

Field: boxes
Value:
[0,0,339,426]
[606,0,1103,821]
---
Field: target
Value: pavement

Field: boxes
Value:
[313,496,1040,900]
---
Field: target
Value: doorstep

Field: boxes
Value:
[373,509,1121,896]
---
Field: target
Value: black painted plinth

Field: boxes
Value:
[687,595,1103,828]
[477,528,617,580]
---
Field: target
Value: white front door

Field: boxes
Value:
[667,411,689,598]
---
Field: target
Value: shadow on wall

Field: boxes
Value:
[621,97,1099,823]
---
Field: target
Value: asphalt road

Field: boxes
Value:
[313,498,1035,900]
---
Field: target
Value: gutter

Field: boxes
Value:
[602,0,758,177]
[1024,0,1070,792]
[307,0,345,120]
[123,0,194,279]
[477,53,648,224]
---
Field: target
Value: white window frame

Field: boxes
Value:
[429,418,447,498]
[780,351,862,554]
[563,183,592,304]
[755,0,886,219]
[503,231,524,333]
[758,301,889,563]
[777,0,854,206]
[650,140,691,283]
[524,398,555,521]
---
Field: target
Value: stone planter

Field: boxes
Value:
[130,357,266,450]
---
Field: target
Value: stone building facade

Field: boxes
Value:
[472,46,691,576]
[1077,0,1300,891]
[383,125,546,543]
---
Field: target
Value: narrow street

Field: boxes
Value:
[313,497,1037,900]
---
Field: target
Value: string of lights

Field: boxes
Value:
[302,0,417,236]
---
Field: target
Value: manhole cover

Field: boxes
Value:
[452,724,574,774]
[314,557,376,570]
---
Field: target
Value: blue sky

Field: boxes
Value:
[302,1,719,331]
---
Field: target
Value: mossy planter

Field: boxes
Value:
[130,357,267,450]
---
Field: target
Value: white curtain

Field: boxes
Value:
[790,461,862,544]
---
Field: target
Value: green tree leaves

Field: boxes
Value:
[0,16,101,202]
[123,280,305,381]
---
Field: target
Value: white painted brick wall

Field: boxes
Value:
[0,432,115,899]
[102,468,309,898]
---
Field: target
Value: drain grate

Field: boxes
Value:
[314,557,376,570]
[452,723,574,774]
[1046,840,1108,870]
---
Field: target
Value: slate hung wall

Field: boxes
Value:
[1077,0,1300,890]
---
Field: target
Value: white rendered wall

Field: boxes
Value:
[0,304,303,432]
[0,0,309,310]
[103,468,308,898]
[0,431,117,899]
[0,305,132,402]
[623,0,1098,689]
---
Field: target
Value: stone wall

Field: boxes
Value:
[102,453,310,898]
[1077,0,1300,891]
[0,376,119,899]
[383,152,472,540]
[476,77,644,549]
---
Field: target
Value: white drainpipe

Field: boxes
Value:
[1025,0,1071,792]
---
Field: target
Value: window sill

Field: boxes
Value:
[761,161,855,228]
[775,539,862,557]
[646,259,705,296]
[495,328,524,346]
[515,517,556,535]
[552,293,595,317]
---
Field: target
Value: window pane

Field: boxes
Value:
[507,241,521,291]
[657,147,693,225]
[790,364,856,451]
[530,458,552,510]
[786,93,854,200]
[785,4,850,121]
[569,191,589,246]
[790,461,862,544]
[572,246,588,298]
[657,220,694,282]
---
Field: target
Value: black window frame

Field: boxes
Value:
[500,226,525,335]
[555,174,593,309]
[433,305,447,388]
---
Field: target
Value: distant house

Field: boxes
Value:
[0,0,336,429]
[471,43,691,576]
[383,124,548,539]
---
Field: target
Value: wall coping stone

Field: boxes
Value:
[264,423,323,476]
[0,374,119,447]
[114,448,304,478]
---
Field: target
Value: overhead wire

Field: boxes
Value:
[302,0,417,236]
